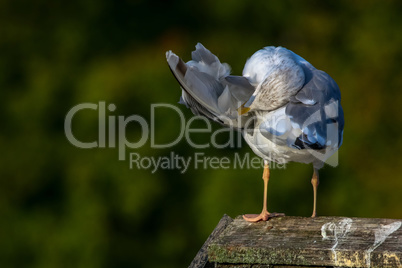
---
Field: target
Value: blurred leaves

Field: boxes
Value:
[1,0,402,267]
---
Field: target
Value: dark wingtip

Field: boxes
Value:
[294,136,326,150]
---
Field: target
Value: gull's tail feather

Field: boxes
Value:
[166,43,255,128]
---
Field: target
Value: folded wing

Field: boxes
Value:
[259,60,344,151]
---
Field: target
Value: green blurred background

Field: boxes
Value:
[1,0,402,267]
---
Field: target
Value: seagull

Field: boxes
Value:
[166,43,344,222]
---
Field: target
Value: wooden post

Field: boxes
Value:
[189,214,233,268]
[193,215,402,267]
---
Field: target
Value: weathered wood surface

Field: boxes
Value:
[207,215,402,267]
[189,214,233,268]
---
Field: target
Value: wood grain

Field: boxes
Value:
[189,214,233,268]
[207,216,402,267]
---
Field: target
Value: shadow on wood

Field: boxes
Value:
[191,215,402,268]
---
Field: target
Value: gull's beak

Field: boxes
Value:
[238,103,251,115]
[238,95,255,115]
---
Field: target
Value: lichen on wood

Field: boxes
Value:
[207,216,402,267]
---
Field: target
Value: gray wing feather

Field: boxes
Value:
[167,44,253,127]
[167,51,223,123]
[184,67,224,111]
[222,75,255,103]
[181,92,223,123]
[285,67,344,150]
[191,43,218,65]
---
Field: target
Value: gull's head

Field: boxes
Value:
[238,46,306,115]
[242,47,278,86]
[237,47,278,116]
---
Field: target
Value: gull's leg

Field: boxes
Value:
[243,161,285,222]
[311,168,320,218]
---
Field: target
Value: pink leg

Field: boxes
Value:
[243,163,285,222]
[311,168,319,218]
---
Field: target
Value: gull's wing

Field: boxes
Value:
[285,66,344,150]
[259,62,344,151]
[167,49,224,123]
[167,43,255,128]
[222,75,255,102]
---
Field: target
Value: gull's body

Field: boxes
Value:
[167,43,344,221]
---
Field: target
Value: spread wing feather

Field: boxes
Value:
[166,43,255,128]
